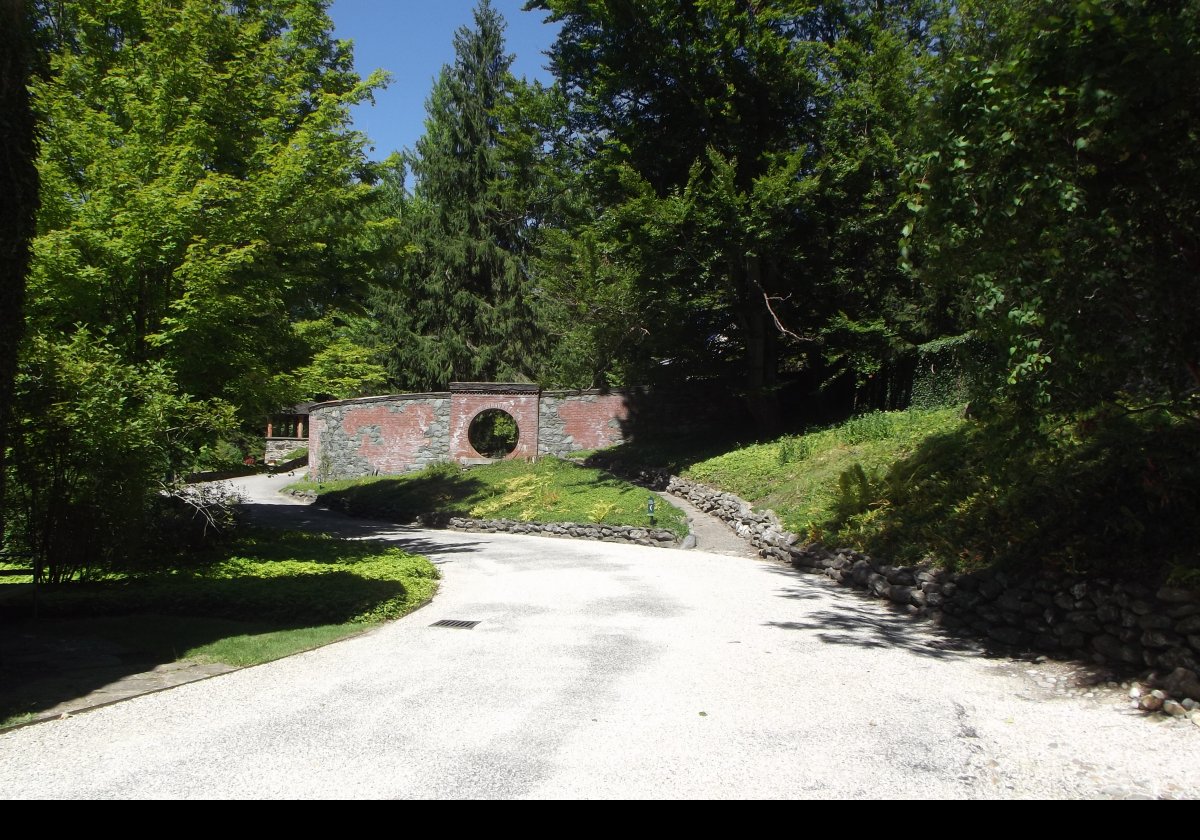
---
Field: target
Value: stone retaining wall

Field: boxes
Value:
[665,473,1195,664]
[446,516,678,548]
[309,386,632,481]
[264,437,306,463]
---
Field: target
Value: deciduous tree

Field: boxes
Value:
[907,0,1200,417]
[0,0,38,537]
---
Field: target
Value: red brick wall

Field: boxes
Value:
[555,395,629,450]
[450,393,540,461]
[310,387,633,478]
[343,402,439,474]
[308,414,323,469]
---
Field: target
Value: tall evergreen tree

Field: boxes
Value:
[371,0,542,390]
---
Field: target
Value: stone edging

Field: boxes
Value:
[445,517,679,547]
[287,489,680,549]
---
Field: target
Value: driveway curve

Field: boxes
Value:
[0,473,1196,799]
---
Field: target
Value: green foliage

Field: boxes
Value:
[467,409,520,458]
[776,436,814,466]
[0,530,439,625]
[834,463,884,523]
[835,410,1200,577]
[4,1,389,585]
[679,407,965,541]
[28,0,385,422]
[189,430,264,473]
[0,0,38,547]
[910,333,986,409]
[291,457,689,537]
[4,330,236,583]
[907,0,1200,417]
[290,336,389,402]
[668,402,1200,579]
[531,1,947,427]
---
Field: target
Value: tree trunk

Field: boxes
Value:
[0,0,38,541]
[741,252,782,438]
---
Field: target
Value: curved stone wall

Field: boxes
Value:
[309,384,631,481]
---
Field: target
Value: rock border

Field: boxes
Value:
[287,489,681,549]
[445,517,679,548]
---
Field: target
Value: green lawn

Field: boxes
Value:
[290,457,689,537]
[0,530,439,725]
[680,407,966,541]
[0,530,439,625]
[608,404,1200,581]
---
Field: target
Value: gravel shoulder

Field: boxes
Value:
[0,473,1195,799]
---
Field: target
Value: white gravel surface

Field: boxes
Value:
[0,473,1196,799]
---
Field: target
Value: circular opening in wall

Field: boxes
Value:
[468,409,519,459]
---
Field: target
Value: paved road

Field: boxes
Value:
[0,474,1196,799]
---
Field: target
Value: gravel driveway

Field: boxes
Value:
[0,473,1195,799]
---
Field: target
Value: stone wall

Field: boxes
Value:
[309,393,451,480]
[657,475,1200,672]
[538,390,629,456]
[446,516,677,548]
[309,385,634,480]
[264,437,306,463]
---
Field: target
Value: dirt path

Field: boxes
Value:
[659,489,759,558]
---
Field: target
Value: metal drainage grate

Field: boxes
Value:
[430,619,481,630]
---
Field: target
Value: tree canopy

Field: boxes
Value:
[907,0,1200,418]
[6,0,1200,579]
[29,0,385,420]
[530,0,943,429]
[7,0,385,576]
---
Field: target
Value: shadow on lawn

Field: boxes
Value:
[0,575,405,726]
[0,535,445,725]
[310,470,488,525]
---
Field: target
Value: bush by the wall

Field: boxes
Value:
[910,333,987,409]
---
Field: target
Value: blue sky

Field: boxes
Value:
[329,1,561,161]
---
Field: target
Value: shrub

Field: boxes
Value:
[3,331,236,582]
[910,333,987,410]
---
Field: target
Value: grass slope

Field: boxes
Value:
[291,457,688,537]
[611,405,1200,582]
[681,408,964,541]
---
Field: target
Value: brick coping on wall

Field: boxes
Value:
[311,385,637,411]
[310,391,451,410]
[450,381,541,394]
